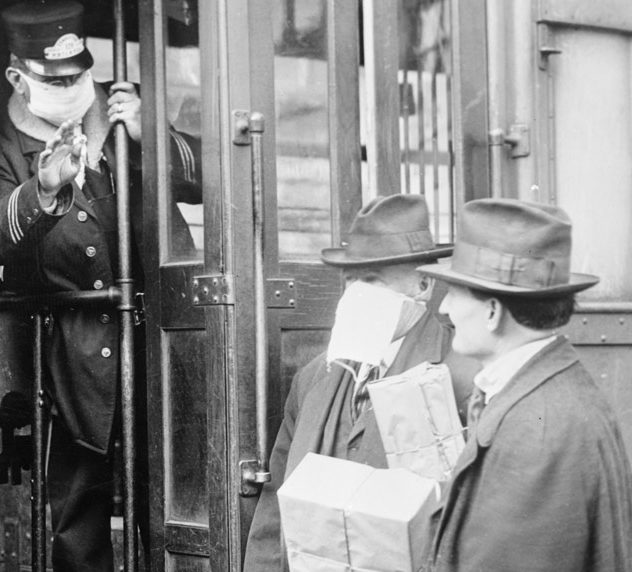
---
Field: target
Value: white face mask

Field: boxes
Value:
[16,70,95,126]
[326,281,427,367]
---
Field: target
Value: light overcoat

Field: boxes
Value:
[428,336,632,572]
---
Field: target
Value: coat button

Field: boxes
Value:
[77,210,88,222]
[101,347,112,358]
[99,313,111,324]
[86,246,97,257]
[93,279,104,290]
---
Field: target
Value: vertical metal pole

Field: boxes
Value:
[250,113,271,485]
[31,313,46,572]
[113,1,137,571]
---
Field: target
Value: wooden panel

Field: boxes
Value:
[278,262,341,328]
[159,264,205,329]
[165,524,209,557]
[539,0,632,32]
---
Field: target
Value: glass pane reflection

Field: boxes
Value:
[273,0,331,261]
[166,5,204,259]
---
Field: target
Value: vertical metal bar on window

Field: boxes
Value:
[402,68,411,194]
[417,57,426,196]
[431,69,440,240]
[446,73,455,242]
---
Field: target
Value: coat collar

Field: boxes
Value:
[7,81,112,169]
[474,335,578,447]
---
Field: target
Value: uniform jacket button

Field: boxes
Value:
[86,246,97,257]
[99,313,111,324]
[93,279,104,290]
[101,347,112,358]
[77,210,88,222]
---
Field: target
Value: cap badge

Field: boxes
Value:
[44,33,84,60]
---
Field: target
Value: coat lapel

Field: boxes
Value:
[285,360,354,476]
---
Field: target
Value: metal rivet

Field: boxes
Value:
[620,318,625,325]
[275,290,281,298]
[289,282,295,288]
[38,390,44,397]
[203,286,209,295]
[212,296,219,303]
[582,318,588,325]
[600,335,607,342]
[38,399,44,407]
[212,279,218,286]
[25,532,31,540]
[289,299,295,307]
[193,279,199,287]
[193,296,199,304]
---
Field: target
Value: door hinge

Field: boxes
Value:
[192,274,235,306]
[266,278,297,309]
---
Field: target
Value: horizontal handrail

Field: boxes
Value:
[0,287,122,311]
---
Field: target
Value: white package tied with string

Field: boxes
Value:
[278,453,439,572]
[367,362,465,481]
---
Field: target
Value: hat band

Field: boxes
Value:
[346,229,435,259]
[452,242,570,289]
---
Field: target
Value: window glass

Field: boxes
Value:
[273,0,331,261]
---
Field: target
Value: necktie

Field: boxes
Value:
[352,365,380,423]
[466,385,486,439]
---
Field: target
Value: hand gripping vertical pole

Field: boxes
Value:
[113,1,137,570]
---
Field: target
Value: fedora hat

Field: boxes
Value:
[417,198,599,297]
[1,0,93,77]
[320,194,453,267]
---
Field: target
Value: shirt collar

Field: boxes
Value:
[355,337,404,387]
[474,335,557,403]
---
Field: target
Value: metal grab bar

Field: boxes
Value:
[31,313,46,572]
[250,112,272,486]
[112,1,138,570]
[0,287,121,311]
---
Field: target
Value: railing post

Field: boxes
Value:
[31,312,46,572]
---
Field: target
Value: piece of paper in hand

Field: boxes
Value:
[367,362,465,481]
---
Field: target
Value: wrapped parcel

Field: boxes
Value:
[367,362,464,481]
[278,452,439,572]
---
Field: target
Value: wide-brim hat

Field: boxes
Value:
[321,194,453,267]
[417,198,599,297]
[1,0,93,77]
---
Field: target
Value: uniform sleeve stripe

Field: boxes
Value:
[8,186,24,244]
[171,131,195,183]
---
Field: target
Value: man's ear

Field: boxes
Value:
[416,276,435,301]
[486,298,504,332]
[5,67,26,95]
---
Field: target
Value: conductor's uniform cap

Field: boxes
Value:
[1,0,93,77]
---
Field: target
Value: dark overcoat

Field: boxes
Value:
[428,336,632,572]
[244,311,480,571]
[0,83,200,453]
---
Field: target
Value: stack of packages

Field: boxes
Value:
[278,362,464,571]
